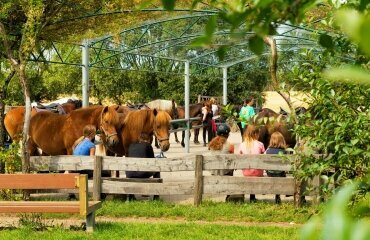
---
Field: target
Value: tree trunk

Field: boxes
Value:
[18,64,31,175]
[263,36,298,123]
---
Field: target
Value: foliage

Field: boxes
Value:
[301,179,370,240]
[0,143,22,200]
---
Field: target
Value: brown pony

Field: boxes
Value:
[28,105,120,156]
[176,103,203,147]
[249,108,295,149]
[106,109,171,157]
[4,100,82,141]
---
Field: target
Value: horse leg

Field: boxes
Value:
[27,138,39,156]
[194,128,200,144]
[181,131,185,148]
[174,132,180,143]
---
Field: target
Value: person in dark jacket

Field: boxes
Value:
[125,133,159,178]
[264,131,287,204]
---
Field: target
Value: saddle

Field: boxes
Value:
[33,102,66,114]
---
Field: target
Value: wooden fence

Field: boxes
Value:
[29,154,320,206]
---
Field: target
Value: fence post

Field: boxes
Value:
[93,156,102,201]
[194,155,204,206]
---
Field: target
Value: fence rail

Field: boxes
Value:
[29,154,319,206]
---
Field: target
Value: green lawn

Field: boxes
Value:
[0,222,300,240]
[0,199,320,240]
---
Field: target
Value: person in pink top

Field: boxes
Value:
[238,125,265,202]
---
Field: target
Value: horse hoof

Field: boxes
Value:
[194,141,200,145]
[181,143,185,148]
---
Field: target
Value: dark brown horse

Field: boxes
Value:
[105,109,172,157]
[176,103,203,147]
[4,99,82,141]
[28,105,120,156]
[249,108,296,148]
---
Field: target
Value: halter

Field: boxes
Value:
[152,114,169,145]
[99,108,118,141]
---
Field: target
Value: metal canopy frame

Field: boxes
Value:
[31,8,328,153]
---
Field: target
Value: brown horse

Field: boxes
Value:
[4,100,82,141]
[105,109,171,157]
[28,105,120,156]
[249,108,296,148]
[176,103,203,147]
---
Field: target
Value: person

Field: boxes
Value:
[210,97,219,116]
[264,131,287,204]
[125,133,159,179]
[70,124,96,199]
[202,102,214,146]
[239,97,256,138]
[238,124,265,202]
[208,123,243,202]
[73,124,96,156]
[208,123,234,176]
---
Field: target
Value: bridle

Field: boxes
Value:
[99,109,118,141]
[152,114,169,146]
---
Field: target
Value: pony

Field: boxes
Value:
[4,99,82,141]
[105,109,171,157]
[176,103,203,147]
[146,99,179,147]
[249,108,296,149]
[28,105,120,156]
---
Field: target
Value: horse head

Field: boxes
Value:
[152,109,171,152]
[99,106,120,147]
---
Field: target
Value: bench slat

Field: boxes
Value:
[0,201,101,215]
[0,174,79,189]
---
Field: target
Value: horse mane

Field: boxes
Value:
[123,109,171,135]
[123,109,153,135]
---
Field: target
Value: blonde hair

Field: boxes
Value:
[243,125,260,149]
[268,131,287,149]
[72,124,96,150]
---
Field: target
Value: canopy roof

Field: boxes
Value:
[33,8,326,75]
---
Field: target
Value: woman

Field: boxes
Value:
[265,131,287,204]
[73,124,96,156]
[202,102,214,146]
[239,97,256,138]
[238,125,265,202]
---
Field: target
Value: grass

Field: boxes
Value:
[96,200,319,224]
[0,222,300,240]
[0,198,321,239]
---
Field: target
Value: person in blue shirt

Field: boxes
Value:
[72,124,96,156]
[239,97,256,137]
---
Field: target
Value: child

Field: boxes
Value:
[265,131,287,204]
[208,123,234,176]
[238,125,265,202]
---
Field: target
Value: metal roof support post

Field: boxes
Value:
[185,61,190,153]
[222,67,227,105]
[82,40,90,107]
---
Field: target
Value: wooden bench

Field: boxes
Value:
[0,173,101,232]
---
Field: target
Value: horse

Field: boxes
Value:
[4,99,83,141]
[104,109,171,157]
[249,108,296,149]
[176,103,203,147]
[28,105,120,156]
[146,99,179,147]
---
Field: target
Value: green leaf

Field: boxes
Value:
[216,45,227,61]
[205,16,217,37]
[319,33,334,49]
[161,0,176,11]
[249,35,264,55]
[323,66,370,86]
